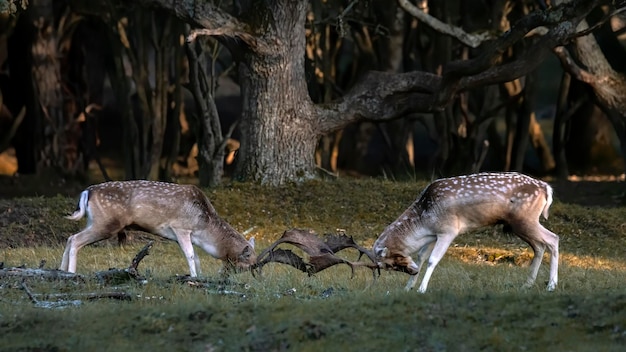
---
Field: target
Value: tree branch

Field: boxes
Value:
[553,46,597,84]
[316,0,611,134]
[316,71,440,133]
[435,0,602,108]
[139,0,271,52]
[397,0,495,48]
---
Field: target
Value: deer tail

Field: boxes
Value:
[66,190,89,221]
[542,185,554,220]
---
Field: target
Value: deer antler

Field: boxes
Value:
[323,232,378,265]
[255,248,310,275]
[254,228,379,278]
[256,228,333,260]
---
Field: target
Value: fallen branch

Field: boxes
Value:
[0,241,154,285]
[34,291,133,301]
[20,280,130,309]
[175,275,250,297]
[95,241,154,284]
[0,267,84,281]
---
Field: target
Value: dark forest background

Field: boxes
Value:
[1,0,625,188]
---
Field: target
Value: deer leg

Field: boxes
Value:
[405,240,436,291]
[513,221,559,291]
[523,242,546,289]
[541,226,559,291]
[166,228,199,277]
[418,233,457,293]
[61,224,120,273]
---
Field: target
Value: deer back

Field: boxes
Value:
[86,181,254,261]
[86,180,217,231]
[375,173,552,252]
[419,172,551,228]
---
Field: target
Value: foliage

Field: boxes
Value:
[1,178,626,350]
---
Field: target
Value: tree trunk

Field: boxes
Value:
[147,13,173,180]
[234,1,318,185]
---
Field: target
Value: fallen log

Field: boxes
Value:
[0,267,84,281]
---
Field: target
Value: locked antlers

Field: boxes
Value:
[254,229,379,278]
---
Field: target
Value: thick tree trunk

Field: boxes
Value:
[236,61,318,184]
[233,1,318,185]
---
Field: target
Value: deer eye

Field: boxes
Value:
[375,247,388,258]
[240,246,252,259]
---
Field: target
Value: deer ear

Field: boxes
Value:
[240,245,253,260]
[248,237,255,249]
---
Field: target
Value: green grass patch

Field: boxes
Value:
[2,178,626,351]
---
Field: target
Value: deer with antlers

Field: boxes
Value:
[61,180,256,276]
[373,172,559,293]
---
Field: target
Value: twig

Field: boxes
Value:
[130,241,154,272]
[398,0,495,48]
[20,280,39,304]
[570,6,626,39]
[0,106,26,153]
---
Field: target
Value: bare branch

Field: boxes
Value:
[569,5,626,38]
[397,0,495,48]
[0,106,25,153]
[140,0,271,52]
[316,70,440,133]
[435,0,601,108]
[315,0,608,133]
[553,46,597,84]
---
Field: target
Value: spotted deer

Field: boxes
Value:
[373,172,559,293]
[61,180,256,276]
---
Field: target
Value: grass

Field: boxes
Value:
[1,177,626,351]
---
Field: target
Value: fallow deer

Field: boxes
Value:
[61,180,256,276]
[373,172,559,293]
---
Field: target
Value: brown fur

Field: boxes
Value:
[60,180,256,276]
[373,172,559,293]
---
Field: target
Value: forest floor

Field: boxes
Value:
[1,174,626,351]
